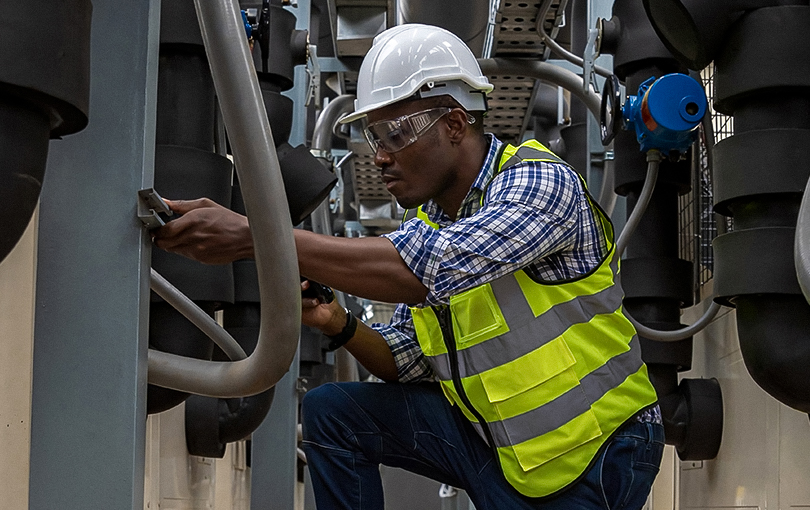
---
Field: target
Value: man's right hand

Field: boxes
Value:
[152,198,254,265]
[301,279,347,335]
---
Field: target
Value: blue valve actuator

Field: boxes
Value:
[241,10,253,39]
[622,73,707,154]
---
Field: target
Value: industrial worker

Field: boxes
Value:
[154,23,664,510]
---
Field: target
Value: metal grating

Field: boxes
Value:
[353,152,387,201]
[483,0,568,144]
[678,64,734,299]
[485,74,536,144]
[492,0,564,57]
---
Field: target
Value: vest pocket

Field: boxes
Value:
[449,284,509,347]
[479,336,576,405]
[512,409,602,471]
[478,337,603,471]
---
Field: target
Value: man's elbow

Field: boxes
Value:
[399,281,429,305]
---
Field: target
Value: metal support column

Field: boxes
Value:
[250,1,310,508]
[28,0,160,508]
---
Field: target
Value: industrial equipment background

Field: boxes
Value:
[2,0,810,509]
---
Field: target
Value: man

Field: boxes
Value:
[155,23,664,510]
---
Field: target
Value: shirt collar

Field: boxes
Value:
[421,134,503,225]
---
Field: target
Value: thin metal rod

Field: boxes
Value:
[334,150,355,170]
[147,0,300,398]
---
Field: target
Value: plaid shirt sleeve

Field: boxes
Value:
[372,303,436,383]
[384,160,584,306]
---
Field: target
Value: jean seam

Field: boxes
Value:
[401,384,421,451]
[618,453,636,510]
[598,443,611,510]
[302,439,355,456]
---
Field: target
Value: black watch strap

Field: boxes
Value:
[325,308,357,351]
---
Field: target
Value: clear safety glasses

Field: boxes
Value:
[364,107,453,153]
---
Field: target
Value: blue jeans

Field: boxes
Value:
[301,382,664,510]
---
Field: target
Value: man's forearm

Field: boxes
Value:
[342,322,400,382]
[294,230,428,304]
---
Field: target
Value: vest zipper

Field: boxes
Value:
[435,305,500,460]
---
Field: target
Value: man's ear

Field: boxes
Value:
[445,108,471,144]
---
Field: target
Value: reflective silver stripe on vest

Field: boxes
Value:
[501,147,564,170]
[472,336,645,447]
[426,275,625,381]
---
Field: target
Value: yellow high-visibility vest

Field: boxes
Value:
[408,140,658,498]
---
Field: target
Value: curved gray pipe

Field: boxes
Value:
[148,0,300,398]
[478,59,602,119]
[150,268,247,361]
[797,174,810,304]
[310,94,355,238]
[312,95,355,152]
[311,94,360,383]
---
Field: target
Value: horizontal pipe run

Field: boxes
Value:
[478,58,602,119]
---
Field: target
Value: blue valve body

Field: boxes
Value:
[622,73,707,154]
[241,10,253,39]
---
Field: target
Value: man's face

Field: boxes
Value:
[366,100,456,210]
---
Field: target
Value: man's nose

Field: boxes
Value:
[373,145,393,167]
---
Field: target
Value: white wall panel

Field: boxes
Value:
[0,211,37,510]
[674,292,810,510]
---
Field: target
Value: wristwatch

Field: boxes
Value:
[325,308,357,351]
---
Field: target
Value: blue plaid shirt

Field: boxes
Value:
[372,134,660,423]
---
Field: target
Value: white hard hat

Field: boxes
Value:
[340,24,494,124]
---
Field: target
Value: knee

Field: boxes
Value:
[301,383,346,439]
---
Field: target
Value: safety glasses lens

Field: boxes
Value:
[366,119,415,153]
[364,108,453,153]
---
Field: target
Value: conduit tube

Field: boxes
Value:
[615,151,724,342]
[797,174,810,305]
[150,268,247,361]
[629,301,723,342]
[147,0,300,397]
[537,0,612,78]
[615,152,661,259]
